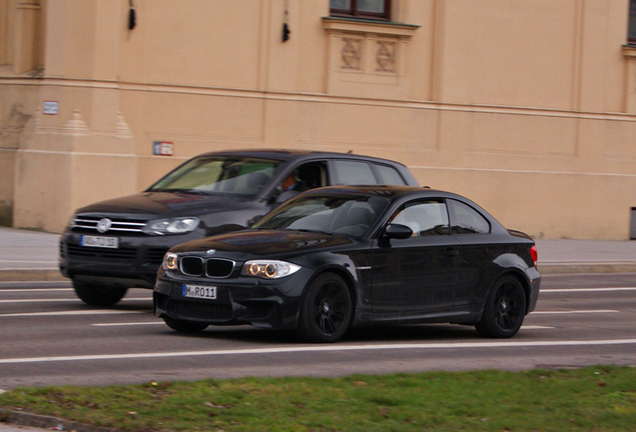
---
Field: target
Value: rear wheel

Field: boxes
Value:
[475,275,527,338]
[72,280,128,306]
[296,273,352,343]
[163,316,209,333]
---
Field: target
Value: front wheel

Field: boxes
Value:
[296,273,353,343]
[72,280,128,306]
[163,316,209,333]
[475,275,527,338]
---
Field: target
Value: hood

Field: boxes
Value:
[74,192,254,219]
[172,229,354,257]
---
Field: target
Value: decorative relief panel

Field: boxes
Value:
[323,18,418,99]
[375,40,396,73]
[341,38,363,70]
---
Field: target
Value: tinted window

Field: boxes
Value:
[391,200,449,236]
[448,199,490,234]
[332,161,376,185]
[375,164,406,185]
[281,162,326,193]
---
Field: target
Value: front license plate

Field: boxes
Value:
[182,284,217,300]
[79,235,119,249]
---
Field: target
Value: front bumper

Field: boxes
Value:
[153,268,311,329]
[60,231,205,288]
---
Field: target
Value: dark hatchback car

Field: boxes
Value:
[154,186,541,343]
[60,150,418,306]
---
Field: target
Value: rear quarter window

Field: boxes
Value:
[374,164,407,185]
[448,199,491,234]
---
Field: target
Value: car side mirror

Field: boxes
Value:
[248,214,264,226]
[384,223,413,239]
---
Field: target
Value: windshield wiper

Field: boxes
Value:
[151,188,211,195]
[293,228,334,236]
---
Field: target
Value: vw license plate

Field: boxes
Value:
[80,235,118,249]
[182,284,217,300]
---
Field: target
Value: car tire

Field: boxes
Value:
[72,280,128,306]
[475,275,527,338]
[163,316,209,333]
[296,273,352,343]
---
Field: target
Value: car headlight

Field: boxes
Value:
[143,217,200,235]
[241,260,301,279]
[163,252,179,271]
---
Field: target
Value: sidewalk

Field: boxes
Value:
[0,227,62,282]
[0,226,636,282]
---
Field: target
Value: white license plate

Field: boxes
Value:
[182,284,217,300]
[80,235,119,249]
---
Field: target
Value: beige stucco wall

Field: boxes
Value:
[1,0,636,239]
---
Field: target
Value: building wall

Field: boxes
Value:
[1,0,636,239]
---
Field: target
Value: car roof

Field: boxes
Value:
[193,148,410,168]
[301,185,453,199]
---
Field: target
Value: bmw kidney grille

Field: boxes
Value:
[180,256,234,278]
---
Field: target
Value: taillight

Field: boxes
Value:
[530,245,538,267]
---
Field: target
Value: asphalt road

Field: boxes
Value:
[1,273,635,390]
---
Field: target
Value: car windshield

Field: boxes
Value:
[148,156,282,196]
[253,194,390,239]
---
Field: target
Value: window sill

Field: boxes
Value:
[623,44,636,56]
[322,17,419,39]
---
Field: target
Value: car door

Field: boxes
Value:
[371,199,461,313]
[447,198,497,308]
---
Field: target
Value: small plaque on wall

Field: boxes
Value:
[153,141,174,156]
[42,101,59,115]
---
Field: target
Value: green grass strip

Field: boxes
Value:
[1,366,635,431]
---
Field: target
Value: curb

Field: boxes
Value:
[1,409,121,432]
[538,263,636,275]
[0,270,68,282]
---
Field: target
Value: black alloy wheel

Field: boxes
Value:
[163,316,209,333]
[475,275,527,338]
[297,273,353,343]
[72,280,128,306]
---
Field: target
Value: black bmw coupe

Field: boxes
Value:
[154,186,541,343]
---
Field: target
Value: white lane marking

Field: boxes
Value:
[521,325,554,330]
[92,321,165,327]
[0,310,143,318]
[1,338,636,365]
[0,288,74,293]
[541,287,636,293]
[0,297,151,304]
[531,310,618,315]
